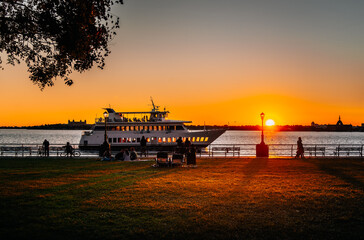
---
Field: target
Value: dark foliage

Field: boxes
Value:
[0,0,123,89]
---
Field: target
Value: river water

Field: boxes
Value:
[0,129,363,145]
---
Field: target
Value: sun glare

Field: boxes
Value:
[266,119,275,126]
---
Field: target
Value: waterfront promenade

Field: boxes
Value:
[0,157,363,239]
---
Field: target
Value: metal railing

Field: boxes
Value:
[0,143,362,158]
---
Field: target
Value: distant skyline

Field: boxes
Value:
[1,0,363,126]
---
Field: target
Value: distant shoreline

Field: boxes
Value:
[0,124,363,132]
[0,124,92,130]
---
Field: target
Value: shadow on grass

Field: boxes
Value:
[311,159,364,190]
[241,157,268,182]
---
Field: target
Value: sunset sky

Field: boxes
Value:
[1,0,363,126]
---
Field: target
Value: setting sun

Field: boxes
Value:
[266,119,275,126]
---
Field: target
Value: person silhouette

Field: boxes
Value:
[43,139,49,157]
[295,137,304,158]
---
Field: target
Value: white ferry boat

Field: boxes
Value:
[79,100,225,151]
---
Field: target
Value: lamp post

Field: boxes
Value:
[256,112,269,157]
[260,112,265,144]
[103,111,109,143]
[99,111,109,157]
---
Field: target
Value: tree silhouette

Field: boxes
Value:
[0,0,123,89]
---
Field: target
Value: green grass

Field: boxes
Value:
[0,157,363,239]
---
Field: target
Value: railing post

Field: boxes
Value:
[22,144,24,157]
[233,144,235,157]
[291,145,293,157]
[338,144,340,157]
[314,145,317,157]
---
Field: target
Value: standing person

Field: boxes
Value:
[184,138,191,153]
[190,145,197,165]
[296,137,305,158]
[140,136,147,157]
[176,137,183,153]
[43,139,49,157]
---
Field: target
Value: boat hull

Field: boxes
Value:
[79,129,225,151]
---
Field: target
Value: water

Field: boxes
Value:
[0,129,83,145]
[212,131,364,145]
[0,129,363,145]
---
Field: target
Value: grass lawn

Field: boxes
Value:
[0,157,363,240]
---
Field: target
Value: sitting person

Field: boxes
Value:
[102,149,113,161]
[130,147,138,160]
[64,142,73,157]
[115,149,125,161]
[123,149,130,161]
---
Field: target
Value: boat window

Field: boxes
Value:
[200,137,205,142]
[176,126,184,130]
[205,137,209,142]
[123,138,126,143]
[130,126,134,131]
[158,137,162,143]
[118,138,121,143]
[154,126,158,131]
[116,126,120,131]
[163,137,166,142]
[84,140,88,146]
[196,137,200,142]
[137,138,141,142]
[167,138,171,143]
[132,138,136,143]
[172,137,176,142]
[108,138,112,143]
[182,137,186,142]
[192,137,195,142]
[113,138,117,143]
[147,138,150,142]
[127,138,131,142]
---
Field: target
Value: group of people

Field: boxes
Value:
[176,137,197,165]
[41,139,74,157]
[102,147,138,161]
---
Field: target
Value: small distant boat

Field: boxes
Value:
[79,99,225,151]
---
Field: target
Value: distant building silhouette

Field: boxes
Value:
[68,120,87,126]
[311,116,352,131]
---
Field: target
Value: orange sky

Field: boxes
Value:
[0,1,363,126]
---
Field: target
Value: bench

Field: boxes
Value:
[0,146,64,157]
[211,147,240,157]
[334,147,363,157]
[304,147,325,156]
[0,146,35,156]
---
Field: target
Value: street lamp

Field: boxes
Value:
[256,112,269,157]
[260,112,265,144]
[99,111,110,157]
[103,111,109,143]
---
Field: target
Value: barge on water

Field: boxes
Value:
[79,100,225,151]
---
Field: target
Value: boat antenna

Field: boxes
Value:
[150,97,159,111]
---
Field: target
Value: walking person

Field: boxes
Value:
[43,139,49,157]
[295,137,305,158]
